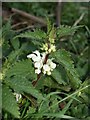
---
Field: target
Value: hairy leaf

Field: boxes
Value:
[14,29,46,40]
[51,66,67,85]
[6,59,37,80]
[10,38,20,50]
[52,49,82,89]
[56,25,82,38]
[2,85,20,118]
[6,76,44,100]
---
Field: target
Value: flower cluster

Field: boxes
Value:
[43,59,56,75]
[27,50,56,75]
[42,43,56,53]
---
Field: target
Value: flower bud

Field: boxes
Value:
[35,69,41,74]
[49,38,55,43]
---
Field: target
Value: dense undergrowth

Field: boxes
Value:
[1,2,90,120]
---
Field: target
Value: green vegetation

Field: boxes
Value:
[1,2,89,120]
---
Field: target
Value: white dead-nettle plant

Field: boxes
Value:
[27,38,56,75]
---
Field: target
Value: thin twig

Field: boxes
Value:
[56,0,62,26]
[11,21,28,29]
[12,8,47,26]
[32,54,49,87]
[73,13,85,26]
[14,25,34,33]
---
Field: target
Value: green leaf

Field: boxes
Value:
[46,18,52,34]
[51,66,67,85]
[43,76,60,89]
[25,106,36,119]
[6,76,44,100]
[10,38,20,50]
[7,49,21,63]
[33,113,76,119]
[52,49,81,89]
[0,82,2,110]
[2,84,20,118]
[42,113,75,119]
[36,75,60,90]
[14,29,46,40]
[56,25,82,38]
[1,19,11,39]
[6,59,37,80]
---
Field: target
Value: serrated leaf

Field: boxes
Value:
[56,25,82,38]
[46,18,52,34]
[7,49,21,63]
[52,49,81,89]
[43,76,60,89]
[1,19,11,39]
[25,106,36,119]
[6,59,37,80]
[6,76,44,100]
[51,66,67,85]
[2,84,20,118]
[10,38,20,50]
[14,29,46,40]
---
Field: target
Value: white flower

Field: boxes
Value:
[41,52,46,62]
[47,59,56,69]
[27,50,56,75]
[14,93,22,102]
[43,64,51,75]
[33,50,40,57]
[35,69,41,74]
[47,71,51,75]
[27,50,41,62]
[34,60,43,69]
[42,59,56,75]
[43,64,51,72]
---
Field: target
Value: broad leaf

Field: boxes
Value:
[10,38,20,50]
[2,85,20,118]
[56,25,82,38]
[52,49,82,89]
[6,59,37,80]
[51,66,67,85]
[6,76,44,100]
[14,29,46,40]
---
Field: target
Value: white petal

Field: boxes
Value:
[27,54,40,62]
[50,62,56,69]
[35,69,41,74]
[27,54,36,58]
[43,64,51,72]
[33,50,40,57]
[41,52,46,61]
[32,56,41,62]
[34,62,40,68]
[47,71,51,75]
[47,59,52,65]
[34,61,43,69]
[47,59,56,69]
[14,93,22,102]
[43,70,46,74]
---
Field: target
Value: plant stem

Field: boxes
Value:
[32,54,49,87]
